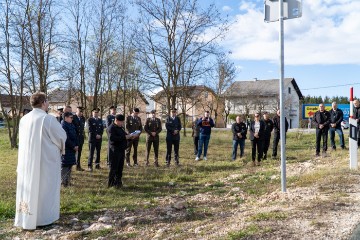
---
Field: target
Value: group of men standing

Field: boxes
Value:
[313,102,345,157]
[231,110,289,166]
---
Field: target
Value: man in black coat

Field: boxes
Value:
[125,108,143,167]
[313,103,331,156]
[144,110,162,167]
[165,108,182,166]
[72,106,86,171]
[262,112,274,160]
[87,108,104,171]
[272,110,289,159]
[353,100,360,147]
[329,102,345,150]
[231,115,247,160]
[107,114,139,188]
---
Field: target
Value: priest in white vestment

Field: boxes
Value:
[14,92,67,230]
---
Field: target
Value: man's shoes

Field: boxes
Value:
[76,166,85,171]
[134,163,139,167]
[271,155,277,160]
[203,157,207,161]
[175,161,180,166]
[332,146,336,151]
[315,153,320,157]
[263,155,267,160]
[341,146,346,150]
[154,162,160,167]
[126,163,132,167]
[195,157,200,161]
[95,165,101,169]
[146,161,150,166]
[88,166,93,172]
[252,161,256,167]
[256,160,261,166]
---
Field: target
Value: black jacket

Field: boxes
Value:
[329,108,343,128]
[72,114,85,144]
[249,120,265,141]
[62,121,79,165]
[106,114,116,128]
[312,110,331,129]
[165,116,182,140]
[273,115,289,133]
[231,122,247,140]
[263,119,274,137]
[353,106,360,126]
[107,123,127,151]
[88,117,104,142]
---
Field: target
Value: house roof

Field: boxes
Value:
[224,78,303,100]
[0,94,31,110]
[48,88,69,103]
[154,85,215,100]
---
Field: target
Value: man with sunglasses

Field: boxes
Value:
[87,108,104,171]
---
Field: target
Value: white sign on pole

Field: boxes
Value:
[264,0,302,22]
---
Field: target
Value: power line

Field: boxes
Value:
[301,82,360,91]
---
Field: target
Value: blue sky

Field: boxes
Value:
[206,0,360,99]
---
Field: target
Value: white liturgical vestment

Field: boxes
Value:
[14,108,66,229]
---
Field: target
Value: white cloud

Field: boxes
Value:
[219,0,360,65]
[222,5,232,12]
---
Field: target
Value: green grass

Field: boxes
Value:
[0,127,354,239]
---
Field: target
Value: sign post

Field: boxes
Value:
[265,0,302,192]
[349,87,358,169]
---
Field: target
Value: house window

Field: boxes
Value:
[288,87,291,94]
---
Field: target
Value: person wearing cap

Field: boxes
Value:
[106,106,116,127]
[125,108,143,167]
[195,111,215,161]
[87,108,104,171]
[61,112,79,187]
[56,108,64,123]
[249,112,265,166]
[144,110,162,166]
[107,114,138,188]
[272,110,289,159]
[262,112,274,160]
[72,106,86,171]
[165,108,182,166]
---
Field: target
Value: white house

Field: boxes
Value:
[224,78,303,128]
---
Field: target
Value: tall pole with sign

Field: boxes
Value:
[265,0,302,192]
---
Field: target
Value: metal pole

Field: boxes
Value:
[279,0,286,192]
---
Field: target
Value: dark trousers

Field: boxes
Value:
[329,127,344,149]
[166,139,180,163]
[108,150,125,188]
[145,136,159,163]
[252,138,263,162]
[61,164,72,187]
[126,139,139,164]
[232,139,245,160]
[76,142,84,168]
[316,128,328,153]
[263,135,271,159]
[88,141,102,167]
[193,136,199,154]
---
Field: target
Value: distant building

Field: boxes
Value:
[224,78,303,128]
[153,85,225,127]
[0,94,31,117]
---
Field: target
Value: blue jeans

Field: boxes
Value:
[232,139,245,160]
[197,134,211,158]
[329,127,344,149]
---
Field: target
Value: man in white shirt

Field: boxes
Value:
[15,92,67,230]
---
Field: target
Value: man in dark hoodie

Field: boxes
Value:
[231,115,247,161]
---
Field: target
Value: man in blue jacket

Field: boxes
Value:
[195,111,215,161]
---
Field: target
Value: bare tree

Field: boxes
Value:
[205,53,236,127]
[0,0,30,147]
[134,0,228,114]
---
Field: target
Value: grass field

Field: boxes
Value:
[0,127,352,239]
